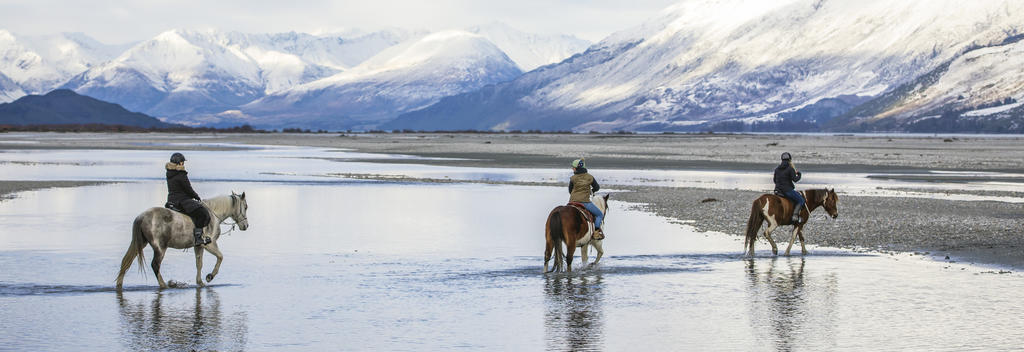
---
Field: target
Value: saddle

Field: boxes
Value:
[771,191,803,219]
[567,202,595,223]
[164,201,185,213]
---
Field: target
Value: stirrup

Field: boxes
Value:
[193,229,210,246]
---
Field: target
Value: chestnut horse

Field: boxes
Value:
[744,189,838,257]
[116,192,249,289]
[544,194,609,273]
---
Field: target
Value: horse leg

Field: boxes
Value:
[544,226,553,273]
[204,242,225,282]
[591,241,604,266]
[764,223,779,256]
[580,243,589,267]
[194,246,206,287]
[150,246,168,289]
[565,242,576,273]
[797,226,809,255]
[784,225,799,256]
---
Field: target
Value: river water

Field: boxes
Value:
[1,144,1022,351]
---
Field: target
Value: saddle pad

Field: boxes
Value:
[567,202,595,223]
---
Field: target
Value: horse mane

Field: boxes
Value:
[202,194,236,219]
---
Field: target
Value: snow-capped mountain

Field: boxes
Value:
[59,28,416,118]
[233,30,522,130]
[468,22,591,71]
[391,0,1024,132]
[0,30,126,99]
[0,71,25,102]
[832,34,1024,132]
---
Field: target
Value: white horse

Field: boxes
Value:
[116,192,249,289]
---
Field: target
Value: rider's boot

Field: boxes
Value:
[791,214,802,224]
[193,227,210,246]
[593,227,606,240]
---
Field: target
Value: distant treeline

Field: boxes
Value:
[0,124,267,133]
[364,129,642,134]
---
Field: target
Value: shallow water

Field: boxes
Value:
[1,142,1022,203]
[2,147,1024,351]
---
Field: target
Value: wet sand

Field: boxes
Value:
[2,132,1022,268]
[0,181,113,202]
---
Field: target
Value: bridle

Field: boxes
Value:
[222,194,247,235]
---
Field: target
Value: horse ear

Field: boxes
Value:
[231,190,237,196]
[604,194,610,201]
[240,192,245,199]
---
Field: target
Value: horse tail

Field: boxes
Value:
[744,199,765,251]
[548,210,565,272]
[121,215,148,276]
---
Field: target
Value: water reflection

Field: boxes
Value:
[116,288,248,351]
[745,258,838,351]
[544,274,605,351]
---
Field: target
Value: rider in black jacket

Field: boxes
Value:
[166,153,211,246]
[774,152,804,224]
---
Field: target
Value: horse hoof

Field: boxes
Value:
[206,274,214,282]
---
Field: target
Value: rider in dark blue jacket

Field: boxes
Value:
[774,152,804,223]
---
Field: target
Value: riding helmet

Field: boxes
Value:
[571,158,585,169]
[170,152,186,164]
[781,152,792,161]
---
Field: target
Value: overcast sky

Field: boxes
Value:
[0,0,680,44]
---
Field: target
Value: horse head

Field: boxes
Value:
[822,188,838,219]
[594,193,611,226]
[230,191,249,230]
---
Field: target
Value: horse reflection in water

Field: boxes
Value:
[544,274,605,351]
[116,288,248,351]
[745,258,838,351]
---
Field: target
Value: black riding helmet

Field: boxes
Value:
[781,152,792,161]
[170,152,186,164]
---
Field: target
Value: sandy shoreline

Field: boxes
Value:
[0,181,114,202]
[2,132,1022,269]
[3,132,1024,172]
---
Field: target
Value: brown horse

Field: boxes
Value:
[744,188,838,257]
[544,194,609,273]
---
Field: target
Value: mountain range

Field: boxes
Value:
[390,0,1024,132]
[0,24,590,129]
[3,1,1024,132]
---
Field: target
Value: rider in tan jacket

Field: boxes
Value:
[569,158,605,240]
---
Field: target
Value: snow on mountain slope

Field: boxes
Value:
[392,0,1024,131]
[235,30,522,129]
[0,71,25,102]
[0,30,125,93]
[63,29,265,117]
[873,38,1024,122]
[467,22,590,71]
[62,29,415,118]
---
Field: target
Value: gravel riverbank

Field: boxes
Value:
[614,186,1024,269]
